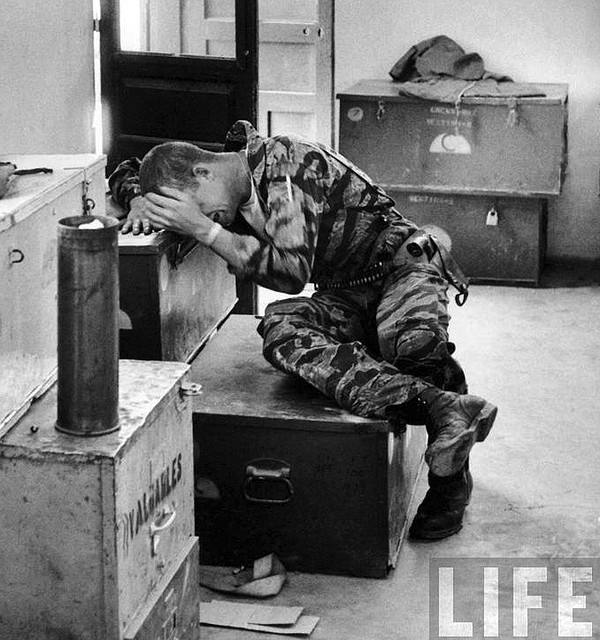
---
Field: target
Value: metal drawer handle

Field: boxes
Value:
[9,248,24,264]
[243,458,294,504]
[83,197,96,214]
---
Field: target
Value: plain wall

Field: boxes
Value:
[0,1,96,155]
[335,0,600,261]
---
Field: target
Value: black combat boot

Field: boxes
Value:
[420,388,497,477]
[409,463,473,540]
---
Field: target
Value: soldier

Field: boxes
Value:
[109,120,497,540]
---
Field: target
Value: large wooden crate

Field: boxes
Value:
[0,360,200,640]
[190,315,426,578]
[337,79,568,197]
[118,227,237,362]
[391,191,547,286]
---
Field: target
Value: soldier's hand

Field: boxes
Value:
[121,195,156,235]
[144,187,213,240]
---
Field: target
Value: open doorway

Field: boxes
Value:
[103,0,332,152]
[99,0,333,313]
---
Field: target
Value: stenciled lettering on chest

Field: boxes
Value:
[118,452,183,553]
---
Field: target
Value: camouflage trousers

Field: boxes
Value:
[258,261,467,423]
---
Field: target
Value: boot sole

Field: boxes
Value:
[409,521,463,541]
[425,401,497,477]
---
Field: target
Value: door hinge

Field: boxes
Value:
[93,18,101,32]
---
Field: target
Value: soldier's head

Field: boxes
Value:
[140,141,211,195]
[140,141,250,227]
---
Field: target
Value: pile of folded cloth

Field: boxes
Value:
[389,35,545,103]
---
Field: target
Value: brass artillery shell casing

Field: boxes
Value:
[56,215,120,436]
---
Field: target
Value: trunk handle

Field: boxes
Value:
[243,458,294,504]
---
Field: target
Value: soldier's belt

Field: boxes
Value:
[314,261,396,291]
[314,231,469,306]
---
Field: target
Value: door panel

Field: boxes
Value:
[254,1,333,313]
[100,0,257,171]
[119,78,235,142]
[185,0,237,58]
[201,0,333,145]
[258,0,333,145]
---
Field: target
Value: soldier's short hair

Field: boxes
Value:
[140,141,208,195]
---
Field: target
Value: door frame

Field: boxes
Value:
[99,0,258,313]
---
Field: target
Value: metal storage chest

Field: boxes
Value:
[191,315,426,579]
[390,191,547,285]
[337,79,568,197]
[0,361,200,640]
[337,79,568,285]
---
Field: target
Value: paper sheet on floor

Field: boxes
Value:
[200,601,319,635]
[248,605,303,626]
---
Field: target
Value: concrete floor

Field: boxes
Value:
[199,273,600,639]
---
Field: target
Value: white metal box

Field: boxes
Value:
[0,360,200,639]
[0,154,106,433]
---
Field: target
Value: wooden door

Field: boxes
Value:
[100,0,258,312]
[201,0,334,145]
[258,0,333,145]
[99,0,258,173]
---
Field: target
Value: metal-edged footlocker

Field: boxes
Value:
[190,314,427,579]
[337,79,568,198]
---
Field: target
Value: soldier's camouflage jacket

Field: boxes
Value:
[109,120,419,294]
